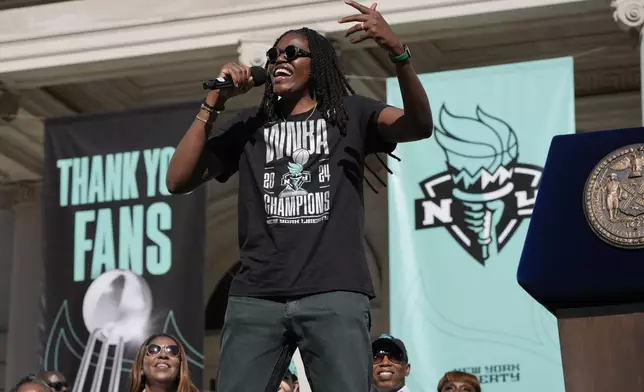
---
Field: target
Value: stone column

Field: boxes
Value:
[613,0,644,124]
[0,189,16,390]
[3,182,44,391]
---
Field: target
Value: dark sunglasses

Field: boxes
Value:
[266,45,311,64]
[373,349,404,365]
[47,381,68,391]
[146,343,180,357]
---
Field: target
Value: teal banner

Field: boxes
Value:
[387,58,574,392]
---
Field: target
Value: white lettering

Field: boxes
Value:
[315,120,329,155]
[264,191,331,218]
[515,190,538,209]
[264,119,329,164]
[422,199,453,225]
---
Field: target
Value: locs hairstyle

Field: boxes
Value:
[128,333,198,392]
[259,27,400,192]
[260,27,355,136]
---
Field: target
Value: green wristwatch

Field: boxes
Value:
[389,44,411,63]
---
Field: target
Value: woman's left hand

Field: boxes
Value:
[339,0,404,55]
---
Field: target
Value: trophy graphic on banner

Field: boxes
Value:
[435,105,519,260]
[73,269,153,392]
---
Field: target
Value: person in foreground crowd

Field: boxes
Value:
[371,334,411,392]
[38,371,68,392]
[279,367,299,392]
[128,333,199,392]
[10,374,53,392]
[166,0,433,390]
[437,371,481,392]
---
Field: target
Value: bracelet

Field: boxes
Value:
[202,99,224,113]
[196,113,216,125]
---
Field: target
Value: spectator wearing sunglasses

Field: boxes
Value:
[128,333,199,392]
[10,374,53,392]
[38,371,68,392]
[372,334,411,392]
[436,371,481,392]
[167,1,432,392]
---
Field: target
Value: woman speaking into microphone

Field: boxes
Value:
[166,1,433,391]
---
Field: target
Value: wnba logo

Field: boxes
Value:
[414,105,543,264]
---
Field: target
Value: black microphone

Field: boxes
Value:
[202,66,267,90]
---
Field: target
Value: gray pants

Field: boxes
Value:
[216,291,373,392]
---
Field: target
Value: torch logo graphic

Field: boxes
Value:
[414,104,543,264]
[279,148,312,198]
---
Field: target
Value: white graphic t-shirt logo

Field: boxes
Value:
[263,118,332,225]
[280,148,311,197]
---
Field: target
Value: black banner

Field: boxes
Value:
[42,102,206,391]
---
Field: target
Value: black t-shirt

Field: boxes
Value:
[207,95,395,298]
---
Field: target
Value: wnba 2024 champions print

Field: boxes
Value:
[263,117,331,225]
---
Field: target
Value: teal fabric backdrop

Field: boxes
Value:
[387,58,575,392]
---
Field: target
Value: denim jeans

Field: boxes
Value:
[216,291,372,392]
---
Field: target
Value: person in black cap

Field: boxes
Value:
[372,334,411,392]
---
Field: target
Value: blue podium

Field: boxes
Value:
[518,127,644,392]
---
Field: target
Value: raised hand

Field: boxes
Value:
[338,0,404,54]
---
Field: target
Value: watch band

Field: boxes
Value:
[390,44,411,63]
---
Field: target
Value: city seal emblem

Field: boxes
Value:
[584,143,644,248]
